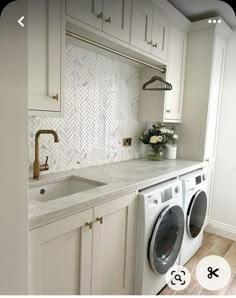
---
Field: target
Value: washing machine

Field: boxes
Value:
[180,169,208,266]
[134,178,185,295]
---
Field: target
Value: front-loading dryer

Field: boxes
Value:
[180,169,208,266]
[134,179,184,295]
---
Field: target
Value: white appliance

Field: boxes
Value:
[134,179,184,295]
[180,169,208,266]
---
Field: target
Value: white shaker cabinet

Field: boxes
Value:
[204,164,215,226]
[177,18,231,163]
[102,0,132,43]
[66,0,132,43]
[151,9,169,61]
[66,0,103,30]
[204,34,226,163]
[29,209,93,295]
[164,26,187,122]
[28,0,65,116]
[131,0,169,62]
[91,193,135,295]
[29,192,136,295]
[139,26,187,123]
[131,0,153,53]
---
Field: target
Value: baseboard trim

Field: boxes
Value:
[205,220,236,241]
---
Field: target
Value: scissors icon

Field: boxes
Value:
[207,267,219,279]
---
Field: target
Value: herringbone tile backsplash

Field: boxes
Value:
[28,44,146,174]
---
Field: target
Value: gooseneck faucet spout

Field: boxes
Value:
[33,130,59,179]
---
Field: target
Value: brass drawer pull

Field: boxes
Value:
[148,40,153,46]
[166,109,171,113]
[105,17,111,23]
[52,94,59,101]
[153,43,158,48]
[97,12,103,19]
[85,222,93,229]
[96,217,103,224]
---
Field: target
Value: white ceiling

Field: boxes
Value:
[168,0,236,28]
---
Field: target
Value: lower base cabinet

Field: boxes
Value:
[29,192,136,295]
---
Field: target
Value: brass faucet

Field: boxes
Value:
[33,130,59,179]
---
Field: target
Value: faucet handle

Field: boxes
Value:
[40,156,49,172]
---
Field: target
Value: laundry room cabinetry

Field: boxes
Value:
[28,0,65,116]
[29,192,136,295]
[131,0,169,62]
[204,164,215,226]
[139,26,187,123]
[66,0,132,43]
[177,18,232,163]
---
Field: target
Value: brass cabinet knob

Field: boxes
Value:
[85,222,93,229]
[105,17,111,23]
[96,217,103,224]
[166,109,171,113]
[52,94,59,101]
[147,40,153,45]
[153,43,158,48]
[97,12,103,19]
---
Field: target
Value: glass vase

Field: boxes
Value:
[147,146,165,161]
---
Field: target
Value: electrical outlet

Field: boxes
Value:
[123,138,132,147]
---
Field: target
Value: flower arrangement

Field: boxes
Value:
[140,123,178,160]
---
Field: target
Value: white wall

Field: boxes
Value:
[0,1,28,293]
[210,29,236,238]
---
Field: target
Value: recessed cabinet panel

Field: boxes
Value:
[131,0,153,53]
[28,0,64,114]
[29,209,93,295]
[66,0,103,30]
[151,10,169,61]
[164,26,187,122]
[204,35,226,163]
[103,0,132,43]
[91,193,135,295]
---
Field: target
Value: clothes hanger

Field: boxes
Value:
[142,76,172,91]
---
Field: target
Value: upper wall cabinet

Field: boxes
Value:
[66,0,132,43]
[28,0,65,116]
[151,10,169,61]
[66,0,103,31]
[164,26,187,122]
[131,0,169,62]
[139,25,187,123]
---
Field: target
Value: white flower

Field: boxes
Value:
[173,134,178,140]
[144,130,148,135]
[150,136,159,144]
[157,136,163,142]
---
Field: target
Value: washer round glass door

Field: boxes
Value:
[149,205,184,274]
[187,190,207,238]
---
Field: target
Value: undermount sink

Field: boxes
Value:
[29,176,105,202]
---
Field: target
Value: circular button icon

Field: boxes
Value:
[166,265,191,291]
[196,255,231,291]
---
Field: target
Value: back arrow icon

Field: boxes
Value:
[18,16,24,27]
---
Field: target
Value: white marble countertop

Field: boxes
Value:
[29,158,205,230]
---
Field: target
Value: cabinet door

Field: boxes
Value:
[204,165,215,226]
[164,26,187,122]
[29,209,93,295]
[103,0,132,43]
[204,35,226,163]
[151,9,169,61]
[66,0,103,30]
[131,0,152,53]
[28,0,64,114]
[91,193,136,295]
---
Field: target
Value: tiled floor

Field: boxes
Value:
[160,232,236,295]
